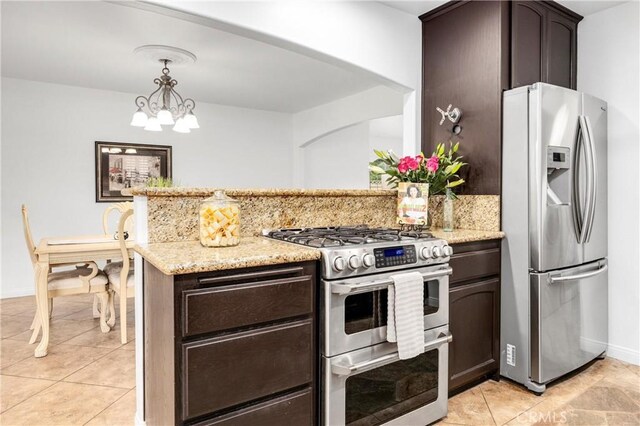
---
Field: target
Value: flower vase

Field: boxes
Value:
[443,188,455,232]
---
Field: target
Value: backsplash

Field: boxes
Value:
[130,188,500,243]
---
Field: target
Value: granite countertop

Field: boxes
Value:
[431,228,505,244]
[135,237,321,275]
[135,229,504,275]
[126,187,396,197]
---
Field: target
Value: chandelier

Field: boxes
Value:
[130,59,199,133]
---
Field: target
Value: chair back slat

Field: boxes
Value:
[103,202,134,236]
[117,209,135,275]
[21,205,38,266]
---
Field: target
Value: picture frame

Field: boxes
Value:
[397,182,429,226]
[95,141,172,202]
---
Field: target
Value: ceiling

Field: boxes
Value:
[1,1,381,113]
[381,0,628,16]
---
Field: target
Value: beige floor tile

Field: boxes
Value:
[0,314,34,339]
[443,386,496,425]
[121,339,136,351]
[64,349,135,389]
[49,300,92,319]
[2,343,113,380]
[0,298,36,317]
[0,381,127,425]
[480,379,543,425]
[85,388,136,426]
[0,339,36,369]
[63,325,135,349]
[0,374,56,413]
[9,318,100,345]
[534,408,607,426]
[605,411,640,425]
[566,384,639,412]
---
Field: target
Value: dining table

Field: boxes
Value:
[32,234,135,357]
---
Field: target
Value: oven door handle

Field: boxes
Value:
[330,267,452,295]
[330,331,453,377]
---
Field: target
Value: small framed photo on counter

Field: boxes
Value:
[397,182,429,226]
[95,141,172,202]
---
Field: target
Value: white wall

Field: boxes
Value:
[303,122,370,189]
[577,1,640,365]
[369,115,404,161]
[0,77,293,298]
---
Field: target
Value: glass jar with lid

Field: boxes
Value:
[199,190,240,247]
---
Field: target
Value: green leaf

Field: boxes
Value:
[447,179,465,188]
[369,165,386,174]
[453,142,459,153]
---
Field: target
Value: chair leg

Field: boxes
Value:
[97,292,110,333]
[92,295,101,319]
[120,292,128,344]
[29,312,41,344]
[107,290,116,328]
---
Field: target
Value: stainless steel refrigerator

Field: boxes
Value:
[501,83,608,394]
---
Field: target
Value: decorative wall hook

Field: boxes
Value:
[436,104,463,125]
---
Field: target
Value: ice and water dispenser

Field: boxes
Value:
[546,146,571,205]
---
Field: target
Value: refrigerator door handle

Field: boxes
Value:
[583,116,598,243]
[572,117,586,243]
[549,264,607,284]
[576,116,594,244]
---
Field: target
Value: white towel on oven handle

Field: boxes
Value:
[387,271,425,360]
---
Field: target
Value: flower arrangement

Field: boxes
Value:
[369,142,466,196]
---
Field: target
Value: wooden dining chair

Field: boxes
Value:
[21,205,111,345]
[92,202,133,318]
[105,208,135,344]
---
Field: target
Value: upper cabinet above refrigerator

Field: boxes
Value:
[511,1,582,90]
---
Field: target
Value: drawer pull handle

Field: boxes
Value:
[198,266,304,284]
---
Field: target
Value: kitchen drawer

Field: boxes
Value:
[182,319,313,420]
[182,274,313,337]
[449,241,500,284]
[194,388,313,426]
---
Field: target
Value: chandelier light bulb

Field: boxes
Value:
[144,117,162,132]
[157,108,175,125]
[184,112,200,129]
[130,108,148,127]
[173,117,191,133]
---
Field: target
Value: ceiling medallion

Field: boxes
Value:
[130,46,199,133]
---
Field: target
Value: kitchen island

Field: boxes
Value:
[129,188,504,425]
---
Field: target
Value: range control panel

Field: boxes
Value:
[373,245,417,268]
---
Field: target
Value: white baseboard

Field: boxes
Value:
[607,342,640,366]
[0,288,35,299]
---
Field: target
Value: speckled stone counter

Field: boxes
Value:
[134,237,321,275]
[126,187,501,243]
[430,228,505,245]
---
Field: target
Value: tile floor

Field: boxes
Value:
[1,294,639,425]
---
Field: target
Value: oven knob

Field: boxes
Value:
[432,246,443,258]
[348,255,362,270]
[362,253,375,268]
[333,256,346,272]
[443,245,453,256]
[420,246,433,259]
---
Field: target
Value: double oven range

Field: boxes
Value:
[265,226,453,426]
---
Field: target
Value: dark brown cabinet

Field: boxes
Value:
[512,1,581,90]
[448,240,501,393]
[420,1,582,195]
[144,261,317,426]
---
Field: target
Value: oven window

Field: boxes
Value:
[345,349,439,425]
[344,280,440,335]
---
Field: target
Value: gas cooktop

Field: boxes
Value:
[263,225,435,248]
[264,226,451,279]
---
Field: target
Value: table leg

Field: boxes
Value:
[34,263,50,358]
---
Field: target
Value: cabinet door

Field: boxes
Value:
[511,0,546,88]
[546,9,578,89]
[449,278,500,392]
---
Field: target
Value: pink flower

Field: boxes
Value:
[426,155,439,173]
[407,157,420,171]
[398,161,408,173]
[416,154,424,163]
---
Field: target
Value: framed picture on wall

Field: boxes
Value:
[95,141,172,202]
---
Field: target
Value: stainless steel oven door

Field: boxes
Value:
[322,325,451,426]
[321,264,451,357]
